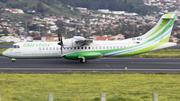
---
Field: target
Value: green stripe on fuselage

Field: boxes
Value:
[4,48,15,52]
[115,36,170,57]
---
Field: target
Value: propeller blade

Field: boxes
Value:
[57,31,60,41]
[59,31,63,57]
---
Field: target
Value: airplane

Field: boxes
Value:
[2,14,177,63]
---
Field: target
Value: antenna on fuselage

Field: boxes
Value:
[57,31,63,57]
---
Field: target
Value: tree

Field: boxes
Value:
[15,29,20,35]
[0,0,8,3]
[0,29,9,36]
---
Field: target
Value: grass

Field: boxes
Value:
[133,48,180,58]
[0,73,180,101]
[0,42,14,44]
[0,48,6,56]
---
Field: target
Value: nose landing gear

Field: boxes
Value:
[11,58,16,63]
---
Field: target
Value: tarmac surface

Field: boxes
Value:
[0,44,12,48]
[0,57,180,73]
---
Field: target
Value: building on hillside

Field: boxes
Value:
[76,7,87,11]
[98,9,111,14]
[93,34,125,41]
[1,36,20,42]
[169,35,179,43]
[112,11,125,15]
[27,36,33,42]
[33,36,41,42]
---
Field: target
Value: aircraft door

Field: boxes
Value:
[128,41,134,55]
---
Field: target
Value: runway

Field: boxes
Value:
[0,44,12,48]
[0,57,180,73]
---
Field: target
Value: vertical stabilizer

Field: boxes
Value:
[140,14,176,42]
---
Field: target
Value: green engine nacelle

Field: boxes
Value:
[64,52,102,60]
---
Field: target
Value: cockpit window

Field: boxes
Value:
[10,45,20,48]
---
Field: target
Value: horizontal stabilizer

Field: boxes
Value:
[162,14,175,20]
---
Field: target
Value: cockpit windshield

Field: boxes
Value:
[10,45,20,48]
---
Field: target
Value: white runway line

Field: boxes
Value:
[106,64,109,67]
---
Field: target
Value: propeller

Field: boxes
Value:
[57,31,63,57]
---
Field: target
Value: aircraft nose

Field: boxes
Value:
[2,51,6,56]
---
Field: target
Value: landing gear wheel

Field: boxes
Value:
[80,59,87,63]
[12,60,15,63]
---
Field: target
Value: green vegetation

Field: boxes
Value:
[133,48,180,58]
[0,73,180,101]
[59,0,158,15]
[0,48,6,56]
[0,0,158,21]
[0,0,83,21]
[0,42,14,44]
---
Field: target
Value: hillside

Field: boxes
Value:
[58,0,159,15]
[0,0,159,19]
[0,0,84,21]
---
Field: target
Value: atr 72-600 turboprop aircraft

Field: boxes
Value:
[2,14,177,63]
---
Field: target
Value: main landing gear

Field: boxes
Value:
[11,58,16,63]
[80,58,87,63]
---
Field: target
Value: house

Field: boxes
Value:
[98,9,111,14]
[33,36,42,42]
[112,11,125,15]
[49,26,58,31]
[169,35,179,42]
[28,10,35,13]
[76,7,87,11]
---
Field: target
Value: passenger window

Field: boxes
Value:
[103,46,105,49]
[96,47,98,49]
[114,46,116,49]
[92,47,94,49]
[50,47,51,50]
[46,47,48,50]
[110,46,112,49]
[57,47,58,50]
[43,47,45,50]
[78,47,80,49]
[39,47,41,50]
[117,46,119,49]
[67,48,69,50]
[85,47,87,49]
[107,46,109,49]
[81,47,83,49]
[53,47,55,50]
[74,47,76,49]
[99,47,101,49]
[89,47,90,49]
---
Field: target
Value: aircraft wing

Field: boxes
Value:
[75,39,93,46]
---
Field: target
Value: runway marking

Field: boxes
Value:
[106,64,109,67]
[1,68,180,71]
